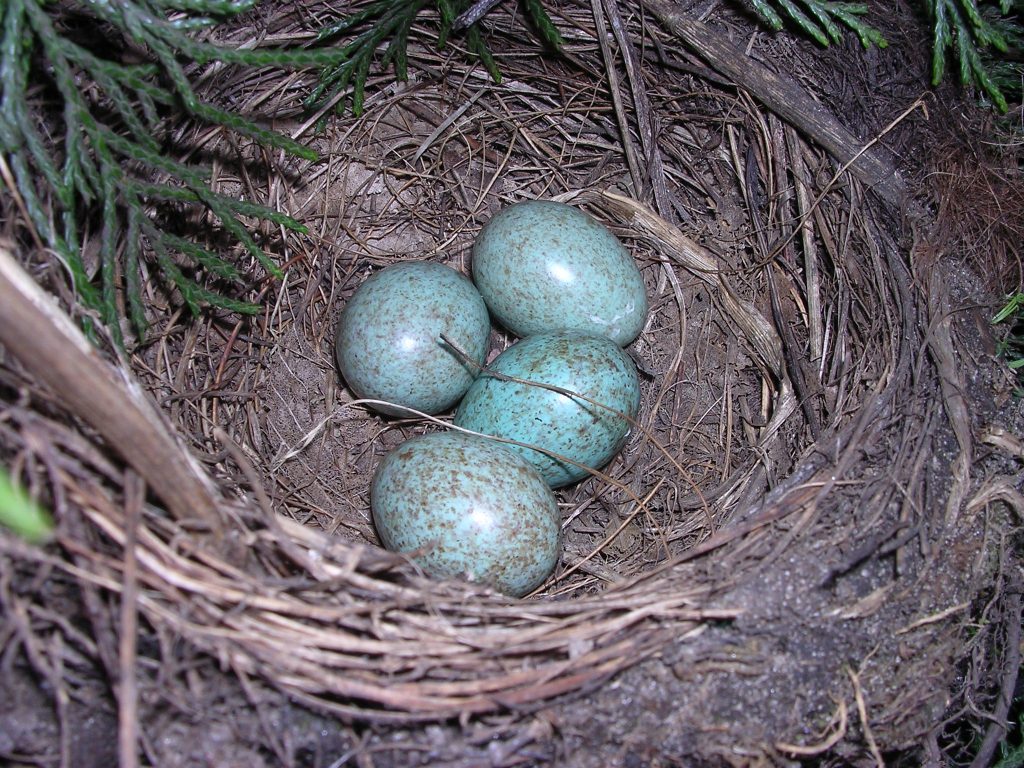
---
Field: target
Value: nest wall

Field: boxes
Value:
[1,1,1022,765]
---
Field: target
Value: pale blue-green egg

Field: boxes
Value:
[335,262,490,416]
[371,431,561,597]
[454,332,641,487]
[472,200,648,346]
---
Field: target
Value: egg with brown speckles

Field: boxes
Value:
[371,431,561,597]
[472,200,648,345]
[454,331,641,487]
[335,262,491,416]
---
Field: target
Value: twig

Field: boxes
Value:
[641,0,911,211]
[0,245,223,540]
[453,0,505,31]
[591,0,644,191]
[968,588,1022,768]
[547,478,666,589]
[848,667,884,767]
[601,0,674,219]
[895,602,970,635]
[117,471,143,768]
[776,699,848,756]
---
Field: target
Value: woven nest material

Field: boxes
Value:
[1,1,1023,765]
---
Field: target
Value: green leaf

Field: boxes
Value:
[992,293,1024,324]
[0,469,53,545]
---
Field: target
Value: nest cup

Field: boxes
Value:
[1,1,1019,762]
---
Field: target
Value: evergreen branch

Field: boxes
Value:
[467,23,503,83]
[146,0,259,15]
[803,0,844,43]
[98,136,124,346]
[71,44,161,151]
[747,0,787,30]
[315,0,397,42]
[305,0,528,115]
[144,225,245,281]
[305,1,429,115]
[925,0,1014,111]
[744,0,1017,106]
[4,0,101,317]
[195,187,283,277]
[125,204,148,338]
[777,0,832,45]
[742,0,885,47]
[97,123,211,186]
[128,180,309,233]
[3,0,349,343]
[7,148,101,314]
[828,5,888,48]
[381,15,413,80]
[522,0,564,49]
[151,235,260,316]
[933,0,952,83]
[190,100,318,161]
[23,0,106,204]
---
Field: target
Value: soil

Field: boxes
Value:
[1,0,1022,766]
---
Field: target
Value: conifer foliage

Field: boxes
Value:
[0,0,351,343]
[1,0,1020,342]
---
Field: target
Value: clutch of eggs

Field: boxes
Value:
[334,200,649,596]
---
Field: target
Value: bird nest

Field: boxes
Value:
[1,1,1022,765]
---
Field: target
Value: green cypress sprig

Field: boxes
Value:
[745,1,887,48]
[993,293,1024,396]
[307,0,431,114]
[523,0,564,50]
[305,1,567,114]
[1,0,353,344]
[924,0,1015,111]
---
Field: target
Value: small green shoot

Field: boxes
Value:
[992,709,1024,767]
[0,468,53,544]
[993,292,1024,394]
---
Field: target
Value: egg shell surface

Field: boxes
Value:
[371,431,561,597]
[454,331,641,487]
[335,262,490,416]
[472,200,648,346]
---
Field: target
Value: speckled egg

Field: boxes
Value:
[335,262,491,416]
[454,331,641,487]
[472,200,648,346]
[371,431,561,597]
